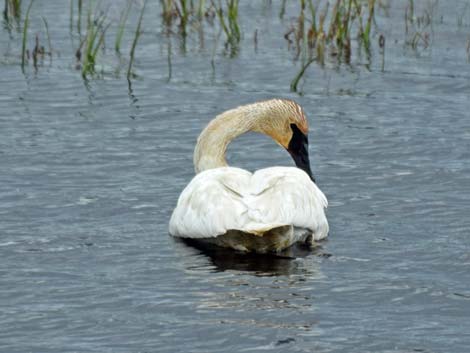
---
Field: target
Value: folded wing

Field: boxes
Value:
[169,166,328,240]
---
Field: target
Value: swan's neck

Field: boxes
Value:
[193,105,260,173]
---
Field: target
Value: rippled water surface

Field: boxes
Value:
[1,1,470,352]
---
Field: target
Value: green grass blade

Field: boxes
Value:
[127,0,148,79]
[115,0,132,52]
[22,0,34,71]
[290,57,314,93]
[42,16,52,55]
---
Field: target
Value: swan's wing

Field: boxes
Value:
[169,167,253,238]
[169,166,329,240]
[247,167,329,240]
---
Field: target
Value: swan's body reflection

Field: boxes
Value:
[176,238,330,276]
[172,238,329,337]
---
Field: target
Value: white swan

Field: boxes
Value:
[169,99,328,253]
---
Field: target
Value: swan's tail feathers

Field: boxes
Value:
[197,225,294,253]
[241,223,290,236]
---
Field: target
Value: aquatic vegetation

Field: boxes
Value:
[77,0,82,33]
[359,0,376,51]
[127,0,147,80]
[158,0,239,54]
[31,33,46,69]
[160,0,195,36]
[3,0,21,27]
[467,36,470,62]
[287,0,377,92]
[41,16,52,56]
[214,0,240,53]
[7,0,469,92]
[78,6,110,77]
[379,33,385,71]
[405,0,437,50]
[115,0,132,52]
[290,57,314,92]
[21,0,33,70]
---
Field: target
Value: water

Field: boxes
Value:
[1,1,470,352]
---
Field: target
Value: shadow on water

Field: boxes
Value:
[174,238,331,276]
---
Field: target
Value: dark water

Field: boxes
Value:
[1,1,470,352]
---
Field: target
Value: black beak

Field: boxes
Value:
[287,124,315,183]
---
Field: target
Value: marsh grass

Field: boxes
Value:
[115,0,132,52]
[405,0,437,50]
[197,0,206,19]
[69,0,73,31]
[4,0,21,27]
[288,0,377,91]
[379,33,385,71]
[17,0,150,78]
[77,0,82,34]
[214,0,240,51]
[177,0,189,37]
[290,57,314,92]
[31,33,46,69]
[467,36,470,62]
[161,0,175,27]
[159,0,239,54]
[21,0,33,70]
[279,0,287,19]
[10,0,460,92]
[41,16,52,56]
[360,0,376,51]
[160,0,194,36]
[127,0,147,80]
[78,6,110,77]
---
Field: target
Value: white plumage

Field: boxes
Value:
[169,99,329,253]
[170,166,328,238]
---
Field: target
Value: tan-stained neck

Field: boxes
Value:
[193,99,307,173]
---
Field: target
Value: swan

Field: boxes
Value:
[169,99,329,253]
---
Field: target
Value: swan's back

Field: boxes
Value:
[169,166,329,249]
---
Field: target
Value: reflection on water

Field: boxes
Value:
[171,236,325,338]
[174,237,330,276]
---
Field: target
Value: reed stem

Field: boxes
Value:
[42,16,52,55]
[290,57,314,92]
[127,0,147,79]
[21,0,34,71]
[115,0,132,52]
[77,0,82,34]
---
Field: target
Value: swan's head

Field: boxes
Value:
[254,99,315,182]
